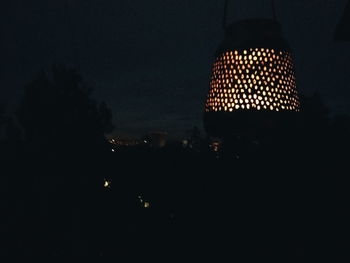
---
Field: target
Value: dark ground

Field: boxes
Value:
[0,131,348,262]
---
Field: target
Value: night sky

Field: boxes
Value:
[1,0,349,138]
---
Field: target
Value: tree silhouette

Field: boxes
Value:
[333,113,350,135]
[0,105,22,161]
[11,65,116,258]
[17,64,113,160]
[0,104,6,139]
[299,92,330,131]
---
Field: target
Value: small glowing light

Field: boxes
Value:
[111,149,115,152]
[144,202,150,208]
[104,179,111,188]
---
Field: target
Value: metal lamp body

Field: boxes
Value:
[204,19,300,137]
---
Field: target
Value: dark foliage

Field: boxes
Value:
[1,71,349,261]
[16,64,113,160]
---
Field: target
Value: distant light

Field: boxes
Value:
[104,179,111,188]
[144,140,148,143]
[111,149,115,152]
[138,195,150,208]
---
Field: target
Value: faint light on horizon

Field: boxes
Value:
[138,195,150,208]
[104,179,111,188]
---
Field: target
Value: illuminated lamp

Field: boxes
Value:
[204,15,300,137]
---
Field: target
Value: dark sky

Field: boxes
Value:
[1,0,349,138]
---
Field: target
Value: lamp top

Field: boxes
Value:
[218,18,290,54]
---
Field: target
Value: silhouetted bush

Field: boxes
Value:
[17,64,113,162]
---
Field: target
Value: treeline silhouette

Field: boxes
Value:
[0,65,349,261]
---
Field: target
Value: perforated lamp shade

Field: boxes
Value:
[204,19,300,137]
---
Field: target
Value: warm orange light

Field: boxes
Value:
[205,48,300,113]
